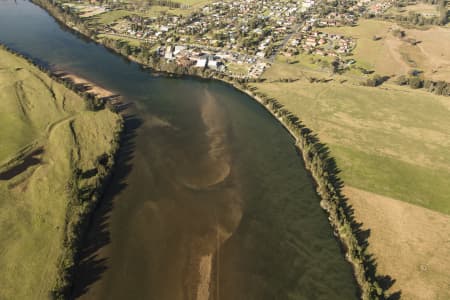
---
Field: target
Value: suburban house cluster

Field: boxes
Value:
[283,28,355,58]
[59,0,394,78]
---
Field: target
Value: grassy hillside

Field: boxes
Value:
[0,47,122,299]
[0,53,83,164]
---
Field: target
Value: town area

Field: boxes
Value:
[56,0,383,78]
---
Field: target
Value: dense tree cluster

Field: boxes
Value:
[376,0,448,25]
[33,0,97,37]
[363,74,389,87]
[397,75,450,95]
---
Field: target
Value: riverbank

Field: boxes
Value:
[30,1,384,298]
[222,79,384,300]
[0,44,123,299]
[55,71,117,99]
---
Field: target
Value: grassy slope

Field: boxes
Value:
[0,48,121,299]
[0,53,80,164]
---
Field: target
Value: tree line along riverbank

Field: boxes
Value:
[232,84,394,300]
[29,0,395,299]
[0,44,123,299]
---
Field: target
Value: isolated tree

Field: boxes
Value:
[409,76,423,89]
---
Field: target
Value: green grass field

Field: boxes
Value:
[167,0,213,5]
[94,9,132,24]
[386,3,439,17]
[274,54,339,74]
[0,50,85,165]
[90,0,215,25]
[0,47,122,299]
[98,33,142,46]
[253,72,450,214]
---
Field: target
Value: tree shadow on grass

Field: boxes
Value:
[0,147,44,180]
[70,114,142,299]
[313,140,401,299]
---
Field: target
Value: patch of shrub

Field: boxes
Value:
[409,76,423,89]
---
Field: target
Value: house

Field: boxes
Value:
[195,57,208,68]
[174,45,186,55]
[208,59,220,70]
[291,39,300,46]
[164,46,173,60]
[305,37,317,47]
[316,50,326,56]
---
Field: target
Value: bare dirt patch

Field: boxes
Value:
[59,73,116,98]
[384,35,410,74]
[345,186,450,300]
[404,26,450,80]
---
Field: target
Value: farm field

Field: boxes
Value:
[83,0,217,25]
[98,33,142,47]
[94,9,133,24]
[252,78,450,214]
[165,0,214,5]
[387,3,439,17]
[251,61,450,298]
[345,186,450,300]
[399,26,450,81]
[91,7,189,25]
[321,19,450,80]
[0,47,121,299]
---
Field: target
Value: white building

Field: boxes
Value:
[174,45,186,55]
[256,51,265,58]
[195,58,208,68]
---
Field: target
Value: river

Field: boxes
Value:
[0,1,358,299]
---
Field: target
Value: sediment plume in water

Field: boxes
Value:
[180,90,232,190]
[177,90,242,300]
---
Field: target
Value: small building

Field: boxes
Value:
[173,45,186,55]
[208,59,220,70]
[305,37,317,47]
[164,46,173,60]
[195,58,208,68]
[256,51,265,58]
